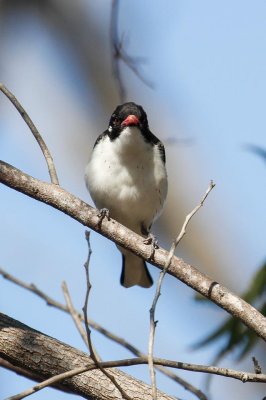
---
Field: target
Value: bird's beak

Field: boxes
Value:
[121,115,139,127]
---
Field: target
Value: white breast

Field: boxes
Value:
[85,127,167,234]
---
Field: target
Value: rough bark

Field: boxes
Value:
[0,313,174,400]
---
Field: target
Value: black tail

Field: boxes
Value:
[120,253,153,288]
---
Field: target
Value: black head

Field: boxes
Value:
[108,102,149,139]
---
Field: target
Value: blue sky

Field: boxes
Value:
[1,1,266,399]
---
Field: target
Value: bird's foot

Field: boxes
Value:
[97,208,110,226]
[143,233,159,248]
[143,233,159,261]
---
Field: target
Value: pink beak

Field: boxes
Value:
[121,114,139,127]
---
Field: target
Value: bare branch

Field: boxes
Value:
[62,281,89,348]
[7,349,266,400]
[82,231,132,400]
[5,366,91,400]
[82,231,95,357]
[173,181,216,247]
[110,0,126,102]
[0,267,137,352]
[0,161,265,340]
[153,368,208,400]
[0,313,175,400]
[1,313,265,400]
[110,0,153,102]
[6,354,266,399]
[0,358,72,395]
[148,181,215,399]
[0,84,59,185]
[0,267,207,400]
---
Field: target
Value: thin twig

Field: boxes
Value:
[110,0,126,102]
[0,267,206,399]
[0,83,59,185]
[6,355,266,400]
[63,281,102,359]
[0,267,142,355]
[62,281,89,349]
[154,366,208,400]
[82,231,94,356]
[148,181,216,399]
[82,231,132,400]
[5,364,93,400]
[110,0,153,102]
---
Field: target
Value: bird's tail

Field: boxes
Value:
[120,251,153,288]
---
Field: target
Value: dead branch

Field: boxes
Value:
[81,231,132,400]
[110,0,153,102]
[148,181,215,399]
[0,267,207,400]
[0,84,59,185]
[0,313,174,400]
[1,312,265,400]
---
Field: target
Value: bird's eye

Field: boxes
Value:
[113,117,119,125]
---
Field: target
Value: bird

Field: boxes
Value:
[85,102,168,288]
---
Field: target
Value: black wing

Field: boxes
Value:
[143,129,166,164]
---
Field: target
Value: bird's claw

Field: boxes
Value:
[143,233,159,249]
[97,208,110,224]
[144,233,159,261]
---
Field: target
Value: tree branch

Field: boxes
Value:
[81,231,132,400]
[0,267,207,400]
[0,358,72,395]
[62,281,89,349]
[1,161,265,341]
[0,84,59,185]
[0,313,175,400]
[1,312,265,400]
[110,0,153,102]
[148,181,215,399]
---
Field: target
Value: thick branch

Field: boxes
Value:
[0,161,266,341]
[0,358,72,395]
[1,312,265,400]
[0,313,174,400]
[0,268,207,400]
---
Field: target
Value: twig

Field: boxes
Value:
[62,281,89,349]
[82,231,94,356]
[62,281,101,359]
[0,357,68,393]
[2,312,177,400]
[1,162,265,340]
[6,354,266,400]
[0,267,143,355]
[154,367,208,400]
[0,267,206,400]
[119,51,154,89]
[110,0,126,102]
[5,364,93,400]
[0,358,72,395]
[0,83,59,185]
[148,181,216,399]
[82,231,132,400]
[110,0,153,102]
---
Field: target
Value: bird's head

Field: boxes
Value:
[108,102,149,137]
